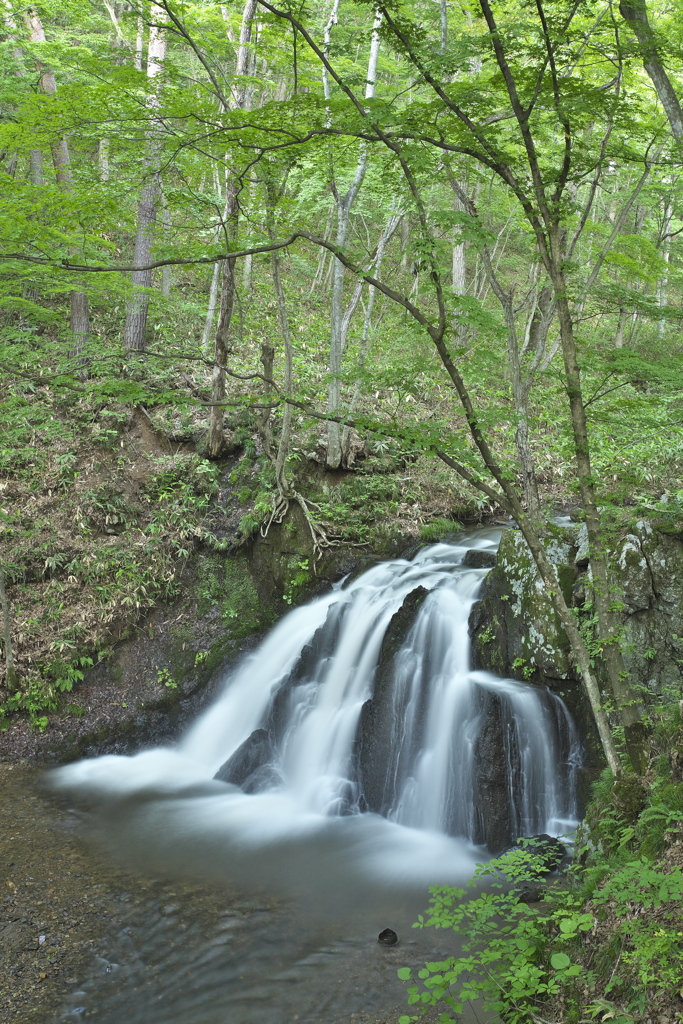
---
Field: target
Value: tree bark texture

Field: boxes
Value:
[206,0,257,455]
[25,11,90,360]
[124,6,167,353]
[552,280,647,773]
[620,1,683,141]
[326,10,382,468]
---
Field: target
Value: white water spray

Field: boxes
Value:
[52,531,580,896]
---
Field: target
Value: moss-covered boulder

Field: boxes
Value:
[615,522,683,697]
[469,520,683,720]
[470,527,578,686]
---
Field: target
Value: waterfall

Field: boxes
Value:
[51,531,580,896]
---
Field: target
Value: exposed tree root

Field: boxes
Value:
[260,487,346,561]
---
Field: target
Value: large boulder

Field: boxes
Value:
[616,521,683,696]
[470,526,579,687]
[468,520,683,764]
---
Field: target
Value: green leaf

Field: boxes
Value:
[551,952,571,970]
[397,968,412,981]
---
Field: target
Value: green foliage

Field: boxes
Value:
[156,667,177,690]
[400,692,683,1023]
[283,558,311,605]
[418,518,459,543]
[397,848,590,1024]
[315,476,402,542]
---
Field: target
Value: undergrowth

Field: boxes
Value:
[399,690,683,1024]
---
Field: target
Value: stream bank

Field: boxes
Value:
[1,502,407,764]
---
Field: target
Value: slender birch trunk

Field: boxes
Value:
[135,15,144,71]
[202,264,221,354]
[25,10,90,361]
[326,9,382,468]
[341,210,401,457]
[124,6,167,353]
[3,9,43,184]
[452,187,467,293]
[206,0,257,456]
[657,196,673,336]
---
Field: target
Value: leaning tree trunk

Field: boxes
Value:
[124,5,167,353]
[552,278,648,774]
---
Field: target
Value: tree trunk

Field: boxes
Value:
[124,5,167,353]
[326,10,382,468]
[258,342,275,459]
[135,14,144,71]
[553,280,647,773]
[98,139,109,181]
[202,263,221,354]
[272,246,293,494]
[69,290,90,363]
[161,193,172,298]
[25,10,90,358]
[0,568,18,692]
[619,1,683,141]
[206,0,257,456]
[657,196,672,336]
[207,253,236,456]
[342,210,401,457]
[451,184,467,293]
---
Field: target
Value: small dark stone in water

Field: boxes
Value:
[378,928,398,946]
[461,549,496,569]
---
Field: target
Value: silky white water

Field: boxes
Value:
[51,530,580,902]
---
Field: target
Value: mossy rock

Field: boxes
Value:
[470,528,577,685]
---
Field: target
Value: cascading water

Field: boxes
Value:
[52,529,580,898]
[185,533,580,850]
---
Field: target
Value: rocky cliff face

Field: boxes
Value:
[469,521,683,767]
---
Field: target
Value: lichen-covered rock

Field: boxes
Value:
[614,522,683,696]
[470,527,578,686]
[470,520,683,706]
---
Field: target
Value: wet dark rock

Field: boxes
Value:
[213,728,276,792]
[378,928,398,946]
[510,834,567,873]
[355,587,430,814]
[461,549,497,569]
[471,689,516,853]
[516,886,546,904]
